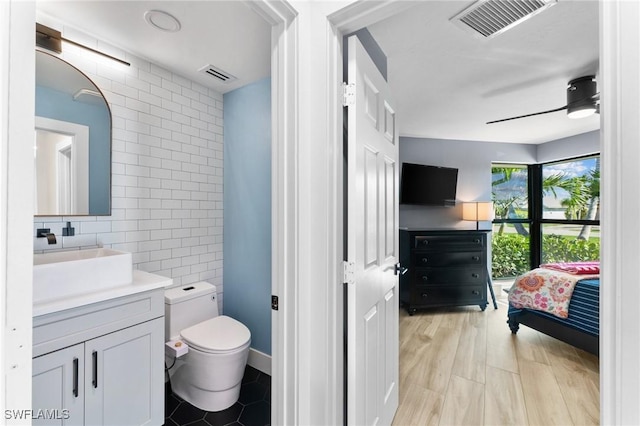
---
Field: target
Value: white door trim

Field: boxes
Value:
[35,116,90,215]
[599,1,640,424]
[1,0,36,416]
[243,1,298,425]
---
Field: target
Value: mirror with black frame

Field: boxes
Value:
[35,50,111,216]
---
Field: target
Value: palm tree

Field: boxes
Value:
[492,167,527,235]
[578,157,600,240]
[559,176,589,220]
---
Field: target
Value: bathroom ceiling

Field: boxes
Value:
[35,1,599,145]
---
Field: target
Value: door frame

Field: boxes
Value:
[35,116,90,215]
[317,0,636,424]
[245,2,298,425]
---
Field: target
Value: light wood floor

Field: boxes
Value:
[392,294,599,426]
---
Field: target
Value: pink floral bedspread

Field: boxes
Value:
[508,268,599,318]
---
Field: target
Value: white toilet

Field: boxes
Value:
[164,282,251,412]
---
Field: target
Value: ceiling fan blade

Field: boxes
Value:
[486,105,569,124]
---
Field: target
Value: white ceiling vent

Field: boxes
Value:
[451,0,558,39]
[198,64,237,83]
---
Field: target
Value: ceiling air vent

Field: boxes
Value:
[450,0,558,39]
[198,64,237,83]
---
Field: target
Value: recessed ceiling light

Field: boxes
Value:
[144,10,181,32]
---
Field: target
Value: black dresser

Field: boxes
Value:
[399,229,489,315]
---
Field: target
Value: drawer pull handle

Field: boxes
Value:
[472,273,479,278]
[73,357,79,398]
[473,239,480,244]
[422,240,429,245]
[92,351,98,389]
[472,290,480,295]
[421,293,428,298]
[421,258,428,263]
[472,256,480,261]
[421,276,428,282]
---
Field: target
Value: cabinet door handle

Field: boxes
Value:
[472,290,480,295]
[72,357,79,398]
[421,275,428,282]
[472,273,479,278]
[92,350,98,389]
[473,238,480,244]
[421,258,428,264]
[422,240,429,246]
[421,293,428,299]
[472,256,480,261]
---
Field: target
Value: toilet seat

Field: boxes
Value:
[180,315,251,354]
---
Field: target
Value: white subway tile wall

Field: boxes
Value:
[34,25,224,308]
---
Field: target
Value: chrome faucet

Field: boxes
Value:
[37,228,57,245]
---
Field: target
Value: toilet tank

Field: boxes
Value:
[164,282,219,340]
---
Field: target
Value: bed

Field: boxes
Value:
[506,262,600,356]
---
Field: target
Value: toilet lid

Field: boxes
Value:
[180,315,251,354]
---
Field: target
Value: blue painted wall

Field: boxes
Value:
[36,85,111,214]
[223,78,272,355]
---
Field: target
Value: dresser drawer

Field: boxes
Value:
[414,267,485,286]
[411,285,485,306]
[413,251,483,267]
[414,234,484,250]
[400,229,489,313]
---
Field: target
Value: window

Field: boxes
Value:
[540,155,600,264]
[491,155,600,279]
[491,164,531,278]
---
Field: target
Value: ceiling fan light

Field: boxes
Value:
[566,76,597,119]
[567,104,596,119]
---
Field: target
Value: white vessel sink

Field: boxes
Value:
[33,248,133,305]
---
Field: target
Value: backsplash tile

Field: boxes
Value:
[34,21,224,308]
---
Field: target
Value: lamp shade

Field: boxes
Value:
[462,202,494,221]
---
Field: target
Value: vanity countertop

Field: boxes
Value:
[33,270,173,317]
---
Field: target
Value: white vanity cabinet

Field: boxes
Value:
[32,286,166,426]
[84,318,163,425]
[33,344,84,426]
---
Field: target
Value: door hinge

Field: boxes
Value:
[342,82,355,107]
[271,295,279,311]
[343,260,355,284]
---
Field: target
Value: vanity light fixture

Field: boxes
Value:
[35,23,130,67]
[144,10,181,32]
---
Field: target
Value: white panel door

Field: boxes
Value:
[347,35,399,426]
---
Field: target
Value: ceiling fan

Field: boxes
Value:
[487,76,599,124]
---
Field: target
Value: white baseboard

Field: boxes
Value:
[247,348,271,375]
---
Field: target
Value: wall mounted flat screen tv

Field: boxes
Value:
[400,162,458,206]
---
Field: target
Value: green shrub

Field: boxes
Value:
[491,234,530,278]
[491,233,600,279]
[541,234,600,264]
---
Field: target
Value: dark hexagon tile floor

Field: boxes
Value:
[165,365,271,426]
